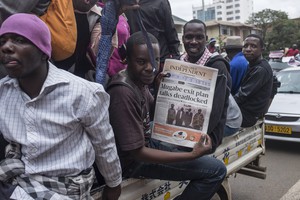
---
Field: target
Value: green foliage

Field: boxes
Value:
[247,9,300,53]
[267,20,300,51]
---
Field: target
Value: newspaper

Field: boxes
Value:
[151,59,218,148]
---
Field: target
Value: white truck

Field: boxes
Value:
[91,120,266,200]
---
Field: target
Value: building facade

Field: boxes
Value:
[205,20,259,47]
[193,0,253,23]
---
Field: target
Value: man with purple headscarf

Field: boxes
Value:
[0,13,122,200]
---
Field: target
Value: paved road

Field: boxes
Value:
[228,140,300,200]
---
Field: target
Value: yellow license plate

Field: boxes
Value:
[265,125,292,134]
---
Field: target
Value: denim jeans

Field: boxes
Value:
[223,125,240,137]
[124,139,227,200]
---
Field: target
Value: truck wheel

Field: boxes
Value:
[213,178,231,200]
[216,185,229,200]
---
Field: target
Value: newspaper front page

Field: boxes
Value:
[152,59,218,148]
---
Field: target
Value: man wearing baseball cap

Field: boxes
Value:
[207,37,217,53]
[0,13,122,200]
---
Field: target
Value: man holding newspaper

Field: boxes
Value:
[108,18,229,198]
[180,19,231,152]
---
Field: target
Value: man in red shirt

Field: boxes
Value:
[285,44,299,57]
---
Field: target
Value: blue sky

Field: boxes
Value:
[169,0,299,21]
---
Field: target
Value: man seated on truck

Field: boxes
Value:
[180,19,231,149]
[0,13,122,200]
[234,34,273,127]
[107,31,227,200]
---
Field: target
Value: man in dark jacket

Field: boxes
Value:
[125,0,180,67]
[180,19,231,152]
[234,34,273,127]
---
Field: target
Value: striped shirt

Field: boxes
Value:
[0,62,122,188]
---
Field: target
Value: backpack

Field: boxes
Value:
[205,53,231,73]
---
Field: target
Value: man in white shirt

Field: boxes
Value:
[0,13,121,200]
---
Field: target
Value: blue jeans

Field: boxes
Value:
[124,139,227,200]
[223,125,240,137]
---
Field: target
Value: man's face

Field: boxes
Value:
[182,22,207,63]
[127,43,160,86]
[0,33,44,78]
[242,37,262,63]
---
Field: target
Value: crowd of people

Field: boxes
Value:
[0,1,275,199]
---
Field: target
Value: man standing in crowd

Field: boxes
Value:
[192,109,205,130]
[125,0,180,69]
[234,34,273,127]
[0,13,122,200]
[207,37,218,54]
[167,104,176,125]
[183,108,193,127]
[107,31,226,200]
[224,36,248,95]
[180,19,231,151]
[175,107,185,126]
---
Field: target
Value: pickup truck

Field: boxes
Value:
[91,120,266,200]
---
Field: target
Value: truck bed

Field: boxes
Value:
[91,121,265,200]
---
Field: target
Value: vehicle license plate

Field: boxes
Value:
[265,125,292,134]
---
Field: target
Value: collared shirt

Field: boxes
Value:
[0,62,122,188]
[180,48,213,65]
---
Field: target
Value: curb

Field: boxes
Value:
[280,179,300,200]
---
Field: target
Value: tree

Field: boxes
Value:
[247,9,288,42]
[267,20,300,51]
[247,9,300,52]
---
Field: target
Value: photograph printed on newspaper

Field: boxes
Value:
[152,59,218,148]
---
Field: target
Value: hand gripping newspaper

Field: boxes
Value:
[152,59,218,148]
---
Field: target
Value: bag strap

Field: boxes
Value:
[135,9,157,73]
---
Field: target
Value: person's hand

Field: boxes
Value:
[102,184,121,200]
[154,72,167,88]
[191,134,212,158]
[153,72,169,96]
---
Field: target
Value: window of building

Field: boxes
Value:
[217,17,223,21]
[226,0,233,2]
[226,5,233,9]
[227,11,233,15]
[217,11,222,15]
[235,3,240,7]
[197,10,205,21]
[217,5,222,9]
[235,16,240,19]
[193,11,196,14]
[205,9,216,21]
[235,10,240,13]
[222,28,228,35]
[235,0,239,1]
[227,17,234,21]
[197,9,216,21]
